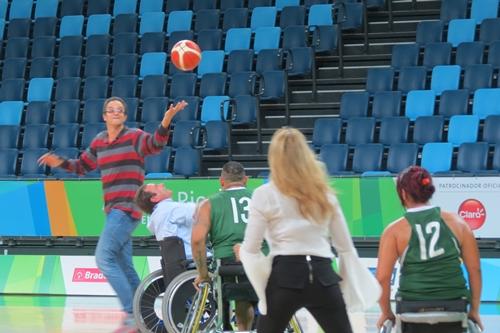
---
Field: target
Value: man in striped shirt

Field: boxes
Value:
[38,96,187,327]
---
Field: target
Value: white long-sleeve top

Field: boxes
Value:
[240,182,381,314]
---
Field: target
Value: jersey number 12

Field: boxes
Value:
[415,221,445,261]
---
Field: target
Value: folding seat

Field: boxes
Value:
[372,91,402,119]
[51,148,80,178]
[169,73,197,98]
[339,92,369,120]
[310,24,341,57]
[56,56,82,78]
[60,0,84,16]
[171,96,200,123]
[113,0,138,16]
[471,0,499,24]
[472,88,500,119]
[253,27,281,54]
[413,116,444,144]
[84,55,110,77]
[493,145,500,171]
[196,51,224,77]
[86,14,112,37]
[58,36,83,56]
[455,42,485,68]
[140,75,168,98]
[196,29,223,51]
[7,18,30,38]
[0,149,18,177]
[145,147,172,175]
[0,101,23,125]
[194,9,220,32]
[396,66,427,93]
[1,58,27,80]
[487,41,500,70]
[50,123,80,149]
[222,8,249,31]
[87,0,111,15]
[199,73,227,98]
[172,120,202,148]
[379,117,409,145]
[282,25,308,49]
[483,115,500,144]
[319,143,349,175]
[4,37,29,58]
[0,79,25,102]
[447,115,480,146]
[85,33,112,57]
[311,118,342,150]
[25,101,51,124]
[142,121,160,134]
[200,96,230,123]
[226,50,254,75]
[366,68,394,94]
[34,0,58,18]
[59,15,84,38]
[276,0,300,9]
[112,53,138,76]
[166,31,194,52]
[391,43,420,70]
[31,36,56,57]
[438,89,469,118]
[232,95,259,125]
[0,125,20,148]
[250,6,277,31]
[167,10,193,36]
[345,117,376,146]
[28,57,54,79]
[228,71,258,97]
[32,17,57,37]
[123,97,139,121]
[248,0,273,8]
[53,100,80,125]
[82,99,106,124]
[20,148,49,178]
[463,64,493,92]
[280,6,305,28]
[440,0,467,23]
[172,147,201,178]
[113,32,138,55]
[113,13,138,35]
[139,11,164,35]
[83,76,110,100]
[220,0,245,10]
[0,0,6,19]
[139,0,163,14]
[258,71,289,122]
[386,143,419,174]
[308,4,333,26]
[22,124,49,149]
[422,42,451,68]
[455,142,489,173]
[421,142,453,174]
[405,90,436,120]
[8,0,33,19]
[352,143,384,174]
[284,47,315,80]
[141,97,169,122]
[338,2,364,31]
[27,78,54,102]
[139,52,167,77]
[204,121,229,151]
[55,77,81,100]
[430,65,461,95]
[166,0,190,13]
[415,20,443,46]
[447,19,476,48]
[193,0,217,10]
[111,75,138,98]
[224,28,252,54]
[479,18,500,43]
[255,49,284,74]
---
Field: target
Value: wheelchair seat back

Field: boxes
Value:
[159,236,188,286]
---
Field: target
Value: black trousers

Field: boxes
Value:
[257,255,353,333]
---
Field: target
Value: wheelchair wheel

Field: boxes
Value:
[162,270,217,333]
[133,269,167,333]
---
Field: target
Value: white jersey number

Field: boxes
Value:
[415,221,445,261]
[230,196,250,224]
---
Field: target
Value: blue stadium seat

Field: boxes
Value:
[141,97,169,122]
[479,18,500,43]
[352,143,384,173]
[225,28,252,54]
[416,20,443,46]
[169,73,197,99]
[250,6,277,30]
[51,148,80,178]
[59,15,84,38]
[284,47,315,83]
[228,71,257,97]
[199,73,227,98]
[483,115,500,144]
[282,25,308,49]
[61,0,83,16]
[113,0,137,16]
[345,117,376,145]
[53,100,80,124]
[173,147,201,178]
[405,90,436,120]
[200,96,230,123]
[139,32,164,54]
[493,145,500,171]
[421,142,453,174]
[145,147,172,176]
[166,30,194,52]
[34,0,58,18]
[365,68,394,94]
[22,124,49,149]
[0,101,23,125]
[29,57,54,79]
[86,31,111,53]
[87,0,111,15]
[0,125,20,149]
[423,42,452,68]
[204,120,229,151]
[379,117,409,145]
[58,35,83,56]
[25,101,51,124]
[81,123,106,149]
[51,123,80,149]
[391,43,419,70]
[86,14,112,36]
[197,50,225,77]
[196,29,223,51]
[139,0,163,14]
[194,9,220,32]
[447,115,480,146]
[32,36,56,57]
[438,89,469,117]
[464,64,493,92]
[447,19,476,47]
[8,0,33,19]
[222,7,248,31]
[487,40,500,70]
[167,10,193,36]
[2,58,26,80]
[456,142,489,173]
[139,11,164,34]
[339,92,369,119]
[7,18,30,38]
[114,13,138,34]
[256,49,284,74]
[112,53,138,76]
[310,24,341,56]
[0,148,18,177]
[55,77,81,100]
[0,79,25,101]
[430,65,461,95]
[220,0,244,8]
[20,148,49,178]
[455,42,485,67]
[83,76,110,100]
[4,37,29,58]
[386,143,419,174]
[253,26,281,54]
[84,55,110,77]
[0,0,6,19]
[276,0,299,10]
[319,143,349,175]
[166,0,190,13]
[172,96,200,123]
[140,75,168,98]
[172,120,202,148]
[413,116,444,144]
[472,88,500,119]
[440,0,467,23]
[232,95,259,125]
[226,50,254,75]
[0,18,4,39]
[113,32,137,55]
[397,66,427,93]
[27,78,54,102]
[193,0,217,11]
[311,118,342,150]
[248,0,273,9]
[280,5,305,28]
[33,17,57,37]
[471,0,499,24]
[308,4,333,26]
[372,91,402,119]
[111,76,138,98]
[56,56,82,78]
[81,99,105,124]
[139,52,167,77]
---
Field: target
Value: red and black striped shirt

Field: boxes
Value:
[61,125,170,220]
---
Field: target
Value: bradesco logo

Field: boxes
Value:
[458,199,486,230]
[72,268,108,283]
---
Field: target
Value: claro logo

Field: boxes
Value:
[458,199,486,230]
[72,268,107,283]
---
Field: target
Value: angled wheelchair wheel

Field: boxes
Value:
[133,269,168,333]
[162,270,217,333]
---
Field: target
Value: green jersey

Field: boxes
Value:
[208,187,252,259]
[398,207,469,301]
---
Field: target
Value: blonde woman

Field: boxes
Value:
[238,128,380,332]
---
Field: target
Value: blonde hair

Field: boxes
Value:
[268,127,336,224]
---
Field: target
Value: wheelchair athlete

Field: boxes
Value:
[376,166,483,333]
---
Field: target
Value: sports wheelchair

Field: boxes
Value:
[379,297,482,333]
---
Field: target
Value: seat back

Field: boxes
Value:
[447,115,479,146]
[438,89,469,117]
[386,143,418,174]
[416,21,443,46]
[397,66,427,93]
[253,26,281,53]
[352,143,384,173]
[319,143,349,175]
[421,142,453,173]
[483,115,500,144]
[471,0,499,24]
[455,42,485,67]
[457,142,489,173]
[447,19,476,47]
[405,90,436,121]
[366,68,394,93]
[199,73,227,98]
[423,42,451,68]
[413,116,444,144]
[372,91,402,119]
[339,91,369,119]
[379,117,409,145]
[391,44,419,69]
[430,65,461,95]
[22,124,49,149]
[173,147,201,177]
[463,64,493,91]
[311,117,342,149]
[55,77,81,101]
[345,117,376,145]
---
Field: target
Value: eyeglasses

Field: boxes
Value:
[104,109,125,114]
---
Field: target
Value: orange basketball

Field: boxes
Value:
[170,40,202,71]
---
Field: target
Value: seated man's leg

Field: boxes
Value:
[235,300,255,331]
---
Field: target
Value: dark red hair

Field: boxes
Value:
[396,166,435,206]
